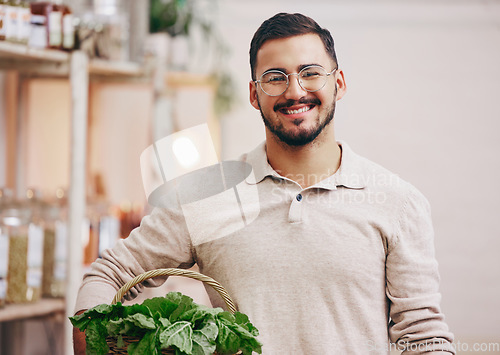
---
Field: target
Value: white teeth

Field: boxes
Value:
[285,106,311,115]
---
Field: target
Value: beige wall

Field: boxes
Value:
[88,81,153,206]
[217,0,500,345]
[25,79,71,194]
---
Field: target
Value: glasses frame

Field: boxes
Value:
[254,65,338,97]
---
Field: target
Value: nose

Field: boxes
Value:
[283,73,306,99]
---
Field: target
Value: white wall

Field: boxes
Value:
[216,0,500,344]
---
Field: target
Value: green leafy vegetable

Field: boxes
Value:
[159,320,193,352]
[69,292,262,355]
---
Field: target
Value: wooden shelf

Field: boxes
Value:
[166,71,216,88]
[0,298,65,322]
[0,41,69,76]
[89,58,147,78]
[0,41,69,62]
[0,40,152,354]
[0,41,150,79]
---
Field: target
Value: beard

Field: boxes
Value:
[258,96,336,147]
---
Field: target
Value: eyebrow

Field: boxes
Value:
[262,64,324,74]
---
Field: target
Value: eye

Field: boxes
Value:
[301,67,325,79]
[262,72,286,84]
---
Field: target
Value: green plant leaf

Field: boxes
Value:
[127,330,158,355]
[215,312,262,355]
[168,294,196,322]
[125,313,157,330]
[192,331,216,355]
[70,303,120,331]
[85,319,109,355]
[143,296,178,319]
[158,316,172,328]
[69,292,261,355]
[107,318,125,337]
[159,321,193,353]
[122,303,152,318]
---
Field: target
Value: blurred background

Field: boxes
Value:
[0,0,499,354]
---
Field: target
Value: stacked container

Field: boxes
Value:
[0,189,44,303]
[41,188,67,298]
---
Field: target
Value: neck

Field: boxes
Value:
[265,127,341,188]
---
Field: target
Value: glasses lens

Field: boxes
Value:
[299,66,328,92]
[260,71,288,96]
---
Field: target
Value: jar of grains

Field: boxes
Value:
[42,188,67,298]
[0,188,15,308]
[1,192,44,303]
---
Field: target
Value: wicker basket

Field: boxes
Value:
[105,268,238,354]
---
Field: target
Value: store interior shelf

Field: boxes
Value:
[0,42,152,353]
[0,42,69,76]
[0,41,149,79]
[89,58,149,78]
[0,41,69,62]
[0,299,65,322]
[166,71,216,87]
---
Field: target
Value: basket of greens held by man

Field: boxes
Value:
[70,268,263,355]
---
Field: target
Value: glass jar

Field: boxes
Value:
[42,188,67,298]
[16,0,30,44]
[0,188,15,308]
[1,192,43,304]
[0,0,8,41]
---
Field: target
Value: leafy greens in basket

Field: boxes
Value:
[70,292,263,355]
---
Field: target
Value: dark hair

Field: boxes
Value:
[249,13,338,80]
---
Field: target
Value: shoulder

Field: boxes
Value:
[342,142,431,212]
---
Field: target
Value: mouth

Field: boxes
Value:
[280,105,314,115]
[274,98,320,117]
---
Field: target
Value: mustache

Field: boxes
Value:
[273,97,321,112]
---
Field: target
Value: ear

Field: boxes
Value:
[249,81,260,110]
[334,69,347,101]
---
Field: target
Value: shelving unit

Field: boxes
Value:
[0,298,65,323]
[0,40,153,355]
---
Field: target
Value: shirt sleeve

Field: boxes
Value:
[74,204,195,313]
[386,184,455,354]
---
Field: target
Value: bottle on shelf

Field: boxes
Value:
[0,188,15,308]
[47,0,61,48]
[16,0,30,44]
[4,0,20,43]
[41,187,67,298]
[83,174,121,265]
[22,188,45,301]
[29,0,73,50]
[0,0,8,41]
[0,188,44,304]
[60,0,73,50]
[29,0,47,48]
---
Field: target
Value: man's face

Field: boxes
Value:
[249,34,346,146]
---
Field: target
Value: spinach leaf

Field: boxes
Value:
[127,330,159,355]
[215,312,262,355]
[159,321,193,353]
[191,320,218,355]
[84,319,109,355]
[69,291,262,354]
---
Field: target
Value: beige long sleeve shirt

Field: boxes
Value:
[75,141,455,354]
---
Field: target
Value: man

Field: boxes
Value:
[74,13,455,354]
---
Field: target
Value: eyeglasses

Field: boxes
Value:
[254,65,337,97]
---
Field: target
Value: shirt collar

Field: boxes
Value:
[244,140,367,190]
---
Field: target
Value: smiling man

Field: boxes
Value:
[250,30,345,188]
[243,12,455,353]
[74,13,455,355]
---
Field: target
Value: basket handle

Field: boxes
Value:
[111,268,237,314]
